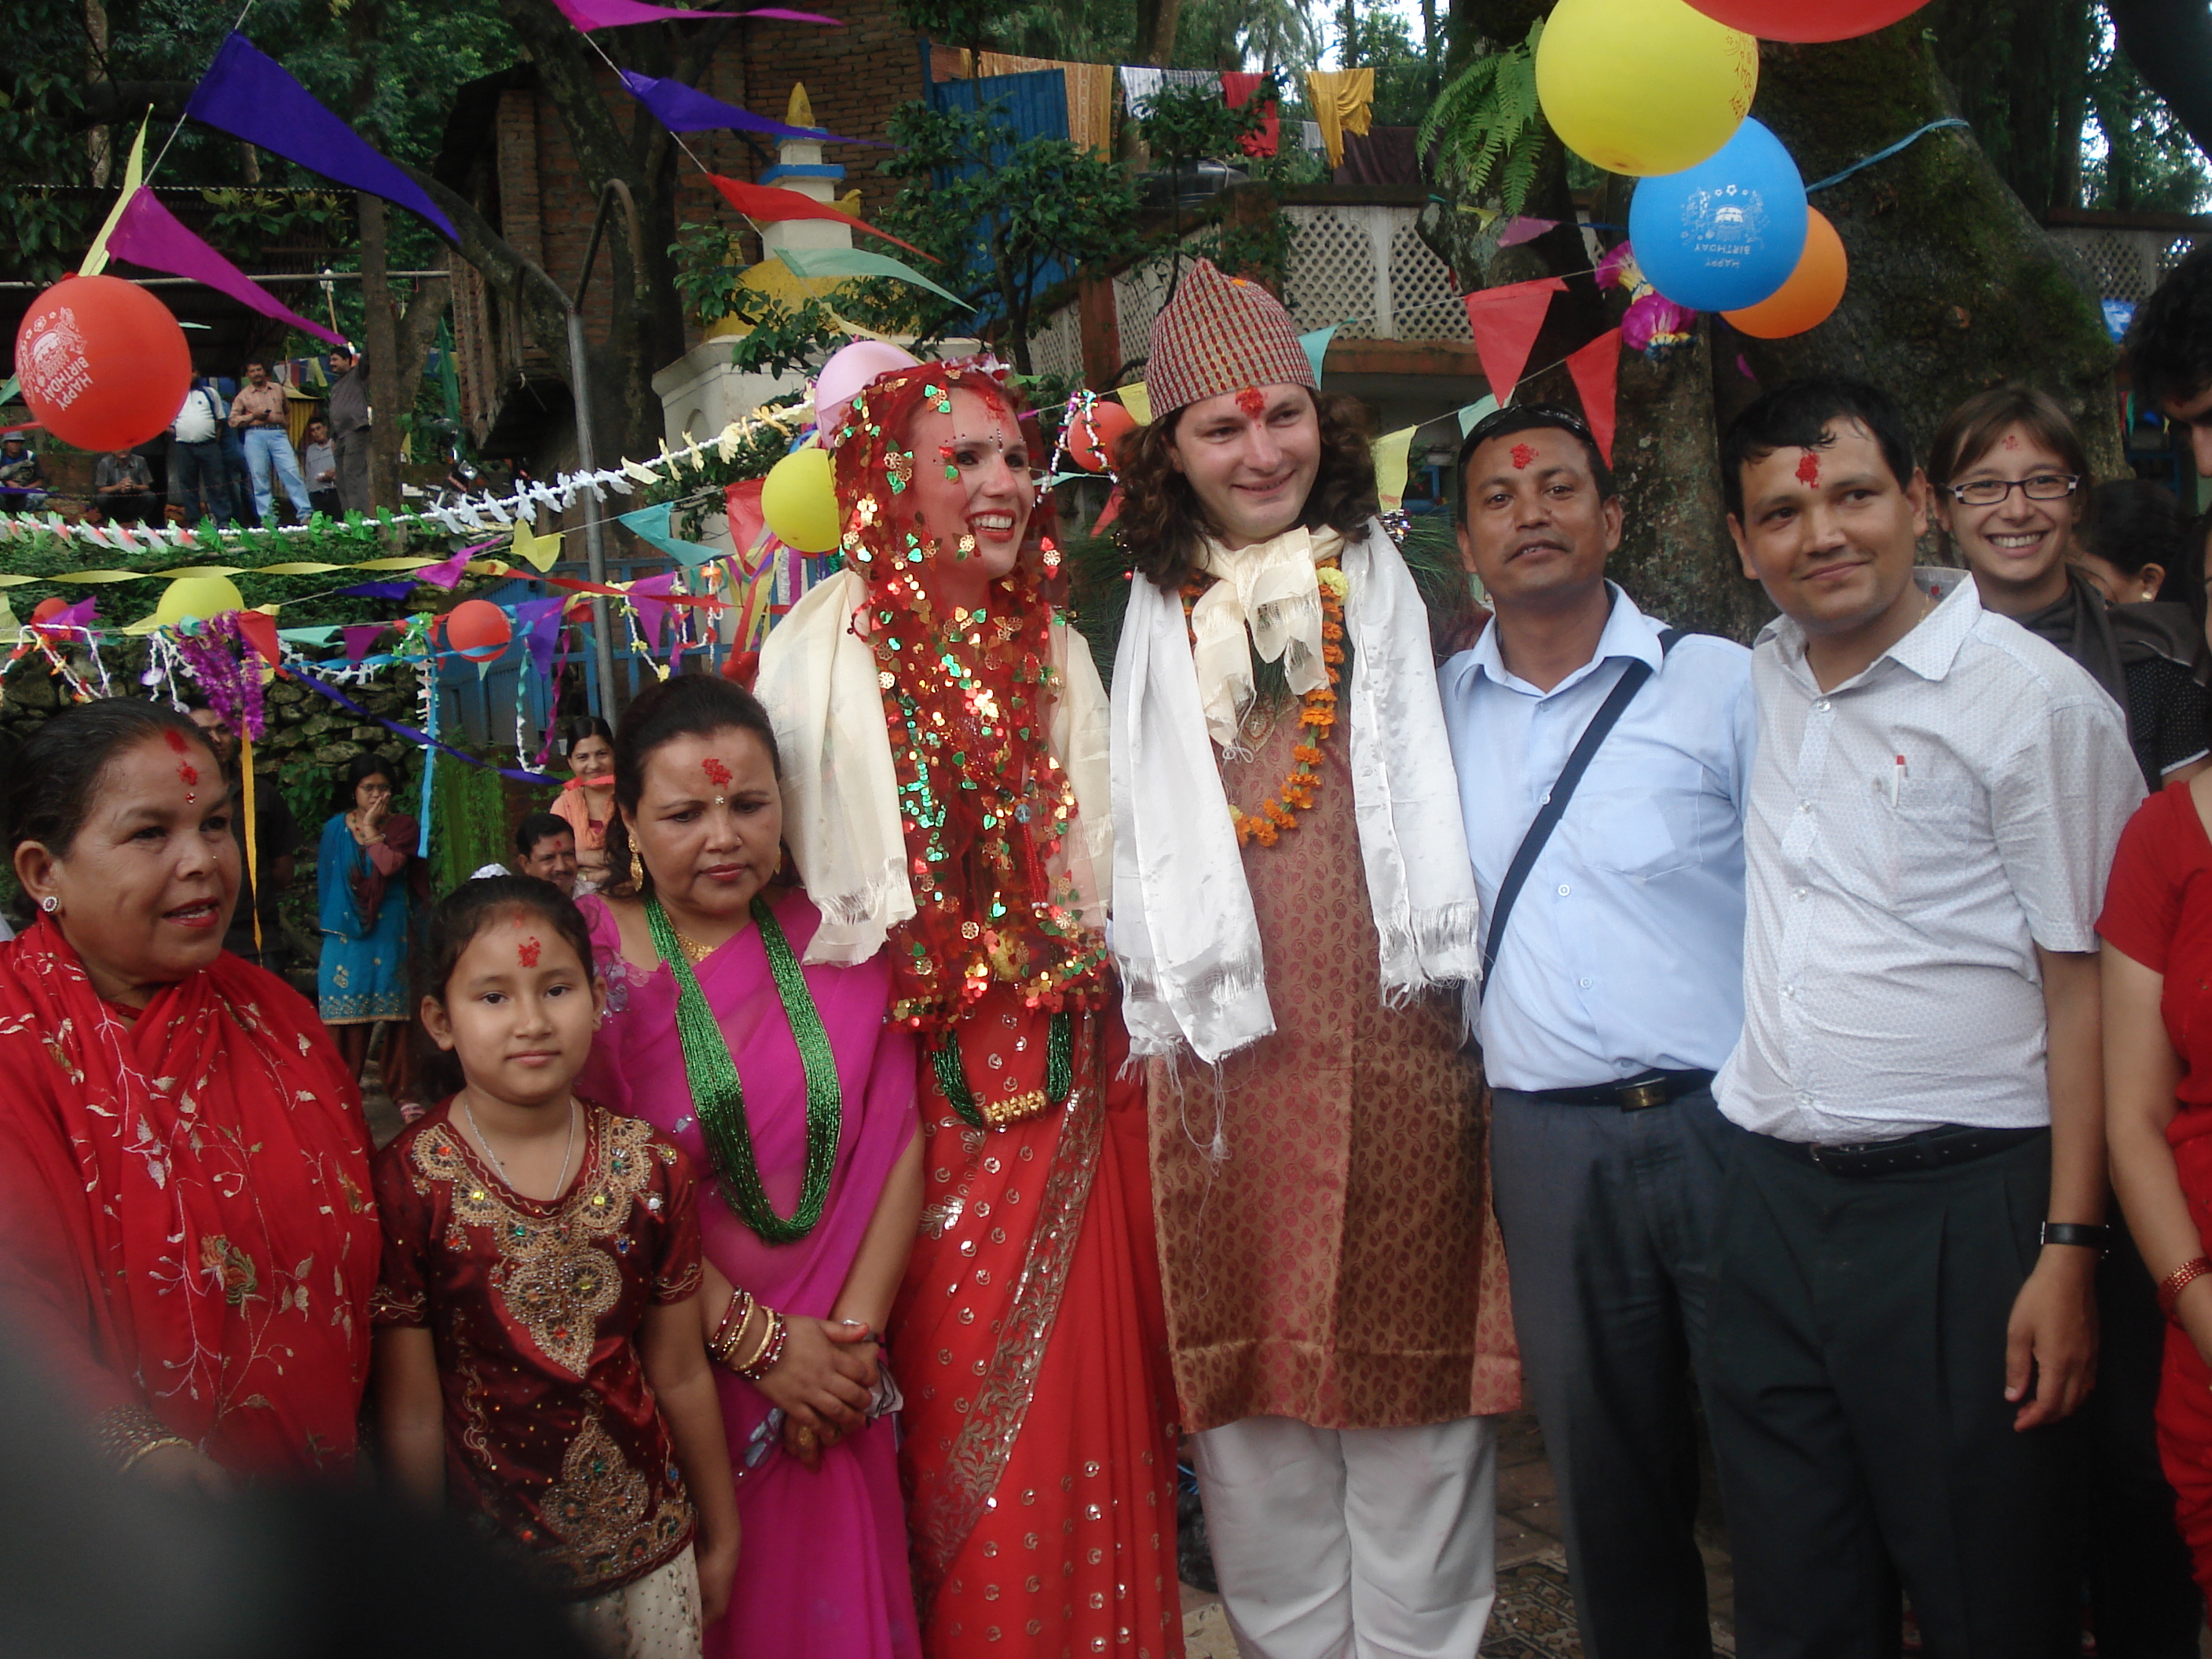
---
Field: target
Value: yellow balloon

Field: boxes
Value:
[760,447,840,555]
[154,574,244,628]
[1536,0,1758,177]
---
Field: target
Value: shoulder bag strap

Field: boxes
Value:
[1478,628,1682,990]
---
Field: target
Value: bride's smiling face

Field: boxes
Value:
[904,386,1035,615]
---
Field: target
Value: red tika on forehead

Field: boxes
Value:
[701,756,732,789]
[163,728,190,753]
[1796,451,1822,486]
[1510,443,1536,471]
[177,762,199,788]
[518,936,541,969]
[1236,388,1265,418]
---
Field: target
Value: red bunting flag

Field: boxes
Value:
[1565,328,1623,467]
[1463,277,1565,406]
[706,174,936,260]
[724,478,767,564]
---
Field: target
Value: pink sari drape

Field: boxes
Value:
[578,888,921,1659]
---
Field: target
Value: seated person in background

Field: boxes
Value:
[302,419,340,519]
[0,435,49,510]
[92,449,159,526]
[513,813,578,895]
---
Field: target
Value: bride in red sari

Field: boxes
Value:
[0,699,378,1482]
[757,358,1183,1658]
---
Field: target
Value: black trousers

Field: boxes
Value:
[1705,1124,2071,1659]
[1491,1086,1731,1659]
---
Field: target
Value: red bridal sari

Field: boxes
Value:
[0,919,379,1476]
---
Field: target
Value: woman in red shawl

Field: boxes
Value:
[757,359,1182,1659]
[0,699,379,1484]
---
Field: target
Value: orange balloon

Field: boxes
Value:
[1723,209,1848,339]
[1067,401,1137,473]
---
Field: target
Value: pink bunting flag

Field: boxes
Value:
[548,0,839,29]
[723,478,767,566]
[106,189,346,347]
[1496,216,1560,249]
[1463,276,1566,405]
[415,546,477,591]
[342,624,386,665]
[32,598,98,632]
[1565,328,1623,467]
[628,571,680,658]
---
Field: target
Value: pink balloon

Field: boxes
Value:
[815,340,922,432]
[1686,0,1926,42]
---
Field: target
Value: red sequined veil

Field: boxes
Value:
[829,363,1184,1658]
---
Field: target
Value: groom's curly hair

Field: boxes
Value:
[1112,387,1379,591]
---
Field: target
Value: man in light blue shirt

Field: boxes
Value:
[1439,404,1754,1659]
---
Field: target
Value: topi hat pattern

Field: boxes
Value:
[1144,259,1315,416]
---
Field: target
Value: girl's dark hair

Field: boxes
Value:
[2081,478,2192,583]
[560,715,614,753]
[335,751,397,812]
[1114,388,1379,590]
[414,875,597,1102]
[602,674,782,900]
[4,699,218,858]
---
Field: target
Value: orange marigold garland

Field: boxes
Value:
[1183,560,1350,848]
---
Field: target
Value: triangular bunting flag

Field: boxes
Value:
[79,115,148,279]
[185,35,457,240]
[1463,276,1565,406]
[1298,324,1338,386]
[724,479,767,564]
[615,69,866,144]
[105,189,345,346]
[1456,394,1500,437]
[1496,216,1559,249]
[342,624,386,665]
[628,571,680,655]
[1115,383,1152,426]
[549,0,839,29]
[618,501,721,567]
[1373,425,1416,513]
[1564,328,1623,467]
[775,247,970,309]
[511,519,559,573]
[708,174,936,261]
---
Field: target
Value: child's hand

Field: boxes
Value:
[695,1521,740,1628]
[752,1317,874,1440]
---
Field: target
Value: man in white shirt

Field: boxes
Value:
[1713,378,2142,1657]
[167,376,229,524]
[1440,404,1754,1659]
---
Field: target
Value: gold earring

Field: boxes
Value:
[630,848,645,890]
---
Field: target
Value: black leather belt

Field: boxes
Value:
[1780,1122,2046,1179]
[1524,1068,1714,1111]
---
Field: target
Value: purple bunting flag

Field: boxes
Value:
[185,35,457,240]
[549,0,840,29]
[107,189,346,347]
[615,68,874,144]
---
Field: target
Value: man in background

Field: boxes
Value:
[513,814,578,895]
[168,375,229,524]
[327,346,372,514]
[302,418,340,519]
[91,449,158,526]
[228,359,311,523]
[0,435,49,511]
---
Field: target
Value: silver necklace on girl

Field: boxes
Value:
[463,1093,579,1199]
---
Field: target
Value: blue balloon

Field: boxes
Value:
[1628,118,1808,313]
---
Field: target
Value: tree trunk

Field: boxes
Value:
[361,194,405,512]
[1132,0,1182,67]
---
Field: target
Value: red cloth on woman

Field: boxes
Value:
[0,919,379,1476]
[2098,778,2212,1593]
[372,1101,704,1596]
[896,988,1183,1659]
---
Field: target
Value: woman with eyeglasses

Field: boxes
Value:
[1929,385,2211,790]
[1928,384,2209,1650]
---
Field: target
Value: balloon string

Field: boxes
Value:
[1805,119,1968,194]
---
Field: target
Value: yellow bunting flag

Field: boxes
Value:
[511,519,558,573]
[1115,383,1153,427]
[1374,425,1417,512]
[622,458,662,485]
[240,734,262,955]
[79,114,149,280]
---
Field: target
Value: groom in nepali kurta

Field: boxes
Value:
[1103,260,1518,1658]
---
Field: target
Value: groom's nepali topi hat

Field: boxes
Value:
[1144,259,1315,417]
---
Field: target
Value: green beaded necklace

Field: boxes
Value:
[646,894,844,1243]
[928,1010,1075,1130]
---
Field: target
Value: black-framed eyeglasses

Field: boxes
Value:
[1943,474,2080,507]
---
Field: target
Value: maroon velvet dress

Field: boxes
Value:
[372,1100,704,1597]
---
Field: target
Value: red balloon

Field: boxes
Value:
[1684,0,1926,42]
[443,599,513,664]
[1067,401,1138,474]
[28,597,70,626]
[13,276,192,454]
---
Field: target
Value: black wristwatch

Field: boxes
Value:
[2040,1221,2111,1254]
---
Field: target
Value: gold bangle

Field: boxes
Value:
[117,1436,193,1477]
[2160,1255,2212,1317]
[707,1287,755,1368]
[737,1309,786,1380]
[90,1403,188,1476]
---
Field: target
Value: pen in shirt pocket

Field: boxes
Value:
[1890,753,1906,807]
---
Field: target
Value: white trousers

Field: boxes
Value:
[1192,1415,1500,1659]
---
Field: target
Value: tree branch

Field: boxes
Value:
[59,79,192,130]
[398,162,574,381]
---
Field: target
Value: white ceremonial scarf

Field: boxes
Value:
[756,566,1114,967]
[1110,518,1482,1064]
[1188,526,1339,750]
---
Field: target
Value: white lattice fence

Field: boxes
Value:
[1283,207,1382,336]
[2050,227,2203,303]
[1026,305,1084,385]
[1390,219,1472,341]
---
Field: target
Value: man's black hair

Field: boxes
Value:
[1719,376,1917,522]
[2126,243,2212,416]
[1453,405,1617,525]
[515,811,571,859]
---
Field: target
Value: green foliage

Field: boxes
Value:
[427,742,511,897]
[1419,21,1547,218]
[0,0,95,285]
[1135,79,1266,168]
[1335,7,1431,128]
[2082,27,2209,211]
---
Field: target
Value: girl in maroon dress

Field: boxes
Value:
[372,877,739,1657]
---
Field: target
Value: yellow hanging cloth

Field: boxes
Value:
[1304,68,1375,169]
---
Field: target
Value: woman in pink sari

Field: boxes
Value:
[577,672,922,1659]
